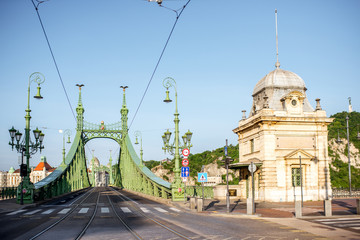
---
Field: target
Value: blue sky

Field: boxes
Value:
[1,0,359,171]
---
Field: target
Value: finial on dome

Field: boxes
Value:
[275,9,280,69]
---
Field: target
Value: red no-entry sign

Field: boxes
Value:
[182,158,189,167]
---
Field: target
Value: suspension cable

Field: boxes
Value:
[128,0,192,130]
[30,0,77,121]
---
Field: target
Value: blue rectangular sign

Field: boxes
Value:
[181,167,190,177]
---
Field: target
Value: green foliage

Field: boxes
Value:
[188,144,239,178]
[328,111,360,188]
[220,173,239,185]
[328,111,360,151]
[330,159,360,188]
[144,160,160,170]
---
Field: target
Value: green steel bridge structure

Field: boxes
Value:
[32,87,178,202]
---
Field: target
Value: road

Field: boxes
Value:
[0,187,326,240]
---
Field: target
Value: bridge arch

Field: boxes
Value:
[33,86,171,201]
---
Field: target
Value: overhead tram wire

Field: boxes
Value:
[30,0,94,155]
[30,0,76,121]
[128,0,192,130]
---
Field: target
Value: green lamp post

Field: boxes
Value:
[134,130,144,167]
[59,129,71,167]
[162,77,193,201]
[8,72,45,204]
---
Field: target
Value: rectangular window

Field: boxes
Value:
[292,168,301,187]
[250,139,254,153]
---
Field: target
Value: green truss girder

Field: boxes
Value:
[34,130,91,200]
[83,129,122,144]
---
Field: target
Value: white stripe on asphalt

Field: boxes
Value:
[42,209,55,215]
[121,207,131,213]
[79,208,89,214]
[101,207,110,213]
[315,218,359,222]
[154,207,168,213]
[323,221,360,225]
[140,207,150,213]
[351,227,360,230]
[24,210,41,215]
[7,210,26,215]
[58,208,71,214]
[170,207,181,212]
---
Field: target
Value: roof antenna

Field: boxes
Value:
[275,9,280,69]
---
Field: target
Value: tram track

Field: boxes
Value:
[28,187,97,240]
[26,187,194,240]
[109,187,193,240]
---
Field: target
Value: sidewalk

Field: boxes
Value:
[174,197,359,218]
[172,198,360,239]
[0,198,36,214]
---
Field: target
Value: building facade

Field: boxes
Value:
[232,63,333,202]
[0,156,55,188]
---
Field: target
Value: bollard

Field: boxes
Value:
[247,198,253,215]
[295,201,302,218]
[324,199,332,217]
[190,197,196,211]
[197,198,204,212]
[357,199,360,215]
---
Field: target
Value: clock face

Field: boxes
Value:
[291,99,297,106]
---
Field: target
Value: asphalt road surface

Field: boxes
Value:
[0,187,323,240]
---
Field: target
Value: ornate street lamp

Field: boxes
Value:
[161,77,193,201]
[8,72,45,204]
[134,131,144,167]
[59,129,71,167]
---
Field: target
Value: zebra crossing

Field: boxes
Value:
[6,205,180,216]
[312,217,360,232]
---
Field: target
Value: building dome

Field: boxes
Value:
[8,167,15,174]
[253,68,306,96]
[250,67,314,116]
[91,157,100,169]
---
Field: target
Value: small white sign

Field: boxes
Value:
[248,163,257,173]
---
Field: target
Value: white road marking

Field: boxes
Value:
[154,207,168,213]
[7,210,26,215]
[58,208,71,214]
[351,227,360,230]
[24,210,41,215]
[121,207,131,213]
[140,207,150,213]
[101,207,110,213]
[42,209,55,215]
[314,218,360,222]
[79,208,89,214]
[170,207,181,212]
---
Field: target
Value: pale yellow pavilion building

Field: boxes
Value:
[232,59,333,202]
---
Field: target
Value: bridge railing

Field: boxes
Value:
[122,134,172,199]
[33,131,90,201]
[185,186,214,199]
[0,187,17,200]
[332,188,360,198]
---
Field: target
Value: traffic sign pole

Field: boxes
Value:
[251,162,255,214]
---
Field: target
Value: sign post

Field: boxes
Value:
[181,148,190,202]
[198,169,207,200]
[248,162,257,214]
[222,139,234,213]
